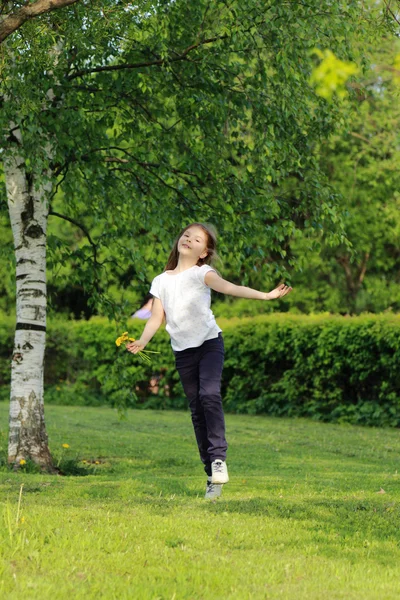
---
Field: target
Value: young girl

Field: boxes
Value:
[127,223,292,499]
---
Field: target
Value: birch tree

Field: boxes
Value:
[0,0,391,470]
[4,136,53,467]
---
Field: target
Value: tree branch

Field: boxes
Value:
[350,132,371,144]
[0,0,80,44]
[67,35,228,80]
[48,209,98,265]
[357,252,370,286]
[382,0,400,26]
[337,255,356,297]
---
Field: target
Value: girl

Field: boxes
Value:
[127,223,292,499]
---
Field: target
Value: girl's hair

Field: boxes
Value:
[164,222,219,271]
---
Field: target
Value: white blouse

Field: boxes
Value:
[150,264,222,351]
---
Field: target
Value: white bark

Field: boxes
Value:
[5,143,53,468]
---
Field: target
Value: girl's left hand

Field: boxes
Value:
[265,284,292,300]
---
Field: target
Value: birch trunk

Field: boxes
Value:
[5,148,54,470]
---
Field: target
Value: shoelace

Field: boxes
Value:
[213,462,224,473]
[207,481,220,491]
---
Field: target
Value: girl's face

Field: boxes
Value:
[178,226,208,261]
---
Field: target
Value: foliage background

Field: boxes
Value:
[1,313,400,426]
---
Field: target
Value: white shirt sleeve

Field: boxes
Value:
[150,275,160,298]
[196,264,216,285]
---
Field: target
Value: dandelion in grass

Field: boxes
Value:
[115,331,159,364]
[19,459,26,466]
[62,443,70,449]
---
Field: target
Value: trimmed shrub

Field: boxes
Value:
[1,313,400,425]
[0,316,183,409]
[221,314,400,426]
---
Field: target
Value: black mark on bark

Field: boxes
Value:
[21,195,34,224]
[20,289,46,298]
[25,223,44,238]
[16,322,46,332]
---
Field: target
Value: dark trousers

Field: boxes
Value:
[173,333,227,477]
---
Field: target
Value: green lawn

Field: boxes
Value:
[1,403,400,599]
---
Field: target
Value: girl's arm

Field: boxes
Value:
[126,297,165,353]
[204,271,292,300]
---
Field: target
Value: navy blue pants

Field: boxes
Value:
[173,333,227,477]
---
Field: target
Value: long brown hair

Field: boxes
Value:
[164,222,219,271]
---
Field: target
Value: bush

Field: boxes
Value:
[221,313,400,426]
[1,313,400,426]
[0,316,183,409]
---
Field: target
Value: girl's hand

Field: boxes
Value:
[265,284,292,300]
[126,340,146,354]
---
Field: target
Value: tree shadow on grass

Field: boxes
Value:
[130,477,197,505]
[202,496,400,547]
[199,496,400,569]
[152,456,198,469]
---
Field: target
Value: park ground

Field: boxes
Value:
[1,403,400,599]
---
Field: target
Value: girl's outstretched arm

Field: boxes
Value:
[127,297,165,354]
[205,271,292,300]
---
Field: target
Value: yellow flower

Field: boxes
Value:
[19,459,26,465]
[62,443,70,449]
[115,331,159,363]
[115,332,129,346]
[95,461,100,464]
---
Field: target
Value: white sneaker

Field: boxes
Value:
[205,478,222,499]
[211,459,229,484]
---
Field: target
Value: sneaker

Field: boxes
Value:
[205,477,222,499]
[211,459,229,484]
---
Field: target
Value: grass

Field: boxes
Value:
[1,403,400,599]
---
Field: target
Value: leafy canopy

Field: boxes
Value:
[0,0,391,316]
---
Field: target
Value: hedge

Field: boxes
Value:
[1,313,400,426]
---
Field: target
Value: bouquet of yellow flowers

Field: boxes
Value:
[115,332,159,364]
